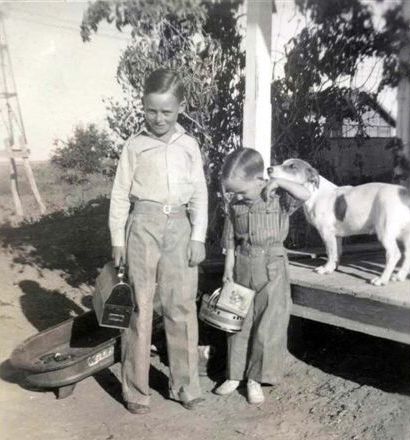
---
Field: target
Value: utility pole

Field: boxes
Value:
[0,11,46,217]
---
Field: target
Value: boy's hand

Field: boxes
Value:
[188,240,206,267]
[262,178,279,201]
[112,246,126,267]
[222,269,233,284]
[223,248,235,284]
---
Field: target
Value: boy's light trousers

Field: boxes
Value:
[121,202,201,406]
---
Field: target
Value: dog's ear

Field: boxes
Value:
[306,166,320,188]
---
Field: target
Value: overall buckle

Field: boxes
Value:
[163,204,172,215]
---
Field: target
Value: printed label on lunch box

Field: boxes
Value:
[87,346,114,367]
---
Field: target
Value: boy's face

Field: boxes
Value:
[225,177,265,203]
[143,92,185,139]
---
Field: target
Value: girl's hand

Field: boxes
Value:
[112,246,126,267]
[188,240,206,267]
[262,178,279,201]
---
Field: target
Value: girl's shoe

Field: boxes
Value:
[215,380,240,395]
[247,379,265,404]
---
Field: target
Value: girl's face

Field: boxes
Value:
[225,177,265,203]
[143,92,185,139]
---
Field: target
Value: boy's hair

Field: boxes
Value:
[144,68,185,102]
[221,148,265,187]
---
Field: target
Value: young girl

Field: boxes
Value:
[215,148,310,404]
[109,69,208,414]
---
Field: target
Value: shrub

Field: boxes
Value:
[51,123,117,183]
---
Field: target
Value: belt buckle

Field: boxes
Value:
[163,204,172,215]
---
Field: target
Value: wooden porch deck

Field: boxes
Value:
[289,250,410,345]
[200,245,410,345]
[200,248,410,344]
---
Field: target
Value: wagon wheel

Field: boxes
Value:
[55,383,76,399]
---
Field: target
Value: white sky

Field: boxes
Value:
[0,0,398,161]
[0,0,129,160]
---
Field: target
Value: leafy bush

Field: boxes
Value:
[272,0,410,174]
[51,124,117,183]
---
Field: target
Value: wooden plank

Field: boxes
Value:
[291,284,410,335]
[289,250,410,344]
[291,304,410,345]
[289,252,410,308]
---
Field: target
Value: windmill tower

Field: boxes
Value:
[0,11,46,217]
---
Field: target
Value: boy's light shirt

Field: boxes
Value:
[109,123,208,247]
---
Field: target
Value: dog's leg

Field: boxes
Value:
[370,236,401,286]
[392,231,410,282]
[336,237,343,262]
[315,230,338,274]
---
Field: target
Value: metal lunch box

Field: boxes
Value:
[199,288,245,333]
[93,262,134,329]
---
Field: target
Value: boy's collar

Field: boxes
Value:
[137,123,185,138]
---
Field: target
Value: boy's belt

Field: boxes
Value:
[133,200,188,217]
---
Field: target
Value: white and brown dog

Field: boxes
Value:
[268,158,410,286]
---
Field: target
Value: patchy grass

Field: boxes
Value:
[0,161,113,286]
[0,161,112,224]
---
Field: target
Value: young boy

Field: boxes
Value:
[109,68,208,414]
[216,148,310,404]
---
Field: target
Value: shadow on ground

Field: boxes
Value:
[289,316,410,395]
[93,366,169,404]
[0,197,112,288]
[19,280,84,331]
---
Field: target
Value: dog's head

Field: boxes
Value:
[267,159,320,188]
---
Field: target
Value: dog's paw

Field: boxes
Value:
[390,274,400,282]
[370,276,388,286]
[315,265,335,275]
[391,273,407,282]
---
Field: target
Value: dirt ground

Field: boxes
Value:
[2,166,410,439]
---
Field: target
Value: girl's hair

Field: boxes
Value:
[221,148,265,188]
[144,68,185,102]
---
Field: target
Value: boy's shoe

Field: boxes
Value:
[214,380,240,396]
[126,402,151,414]
[247,379,265,404]
[181,397,205,410]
